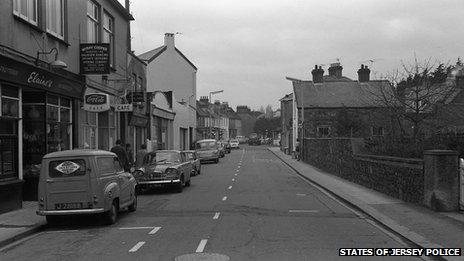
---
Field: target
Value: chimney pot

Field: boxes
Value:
[358,64,371,82]
[328,63,343,78]
[311,65,324,83]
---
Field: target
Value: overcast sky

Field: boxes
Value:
[128,0,464,111]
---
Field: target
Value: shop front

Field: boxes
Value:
[150,92,175,151]
[0,54,84,210]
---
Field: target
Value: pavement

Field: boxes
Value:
[268,147,464,261]
[0,201,45,249]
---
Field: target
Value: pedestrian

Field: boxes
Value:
[295,140,300,161]
[125,143,134,167]
[110,140,130,171]
[135,143,148,168]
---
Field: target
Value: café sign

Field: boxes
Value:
[83,93,110,112]
[115,104,133,112]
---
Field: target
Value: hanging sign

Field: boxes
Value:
[80,43,110,74]
[83,93,110,112]
[115,104,133,112]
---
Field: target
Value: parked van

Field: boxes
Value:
[37,150,137,225]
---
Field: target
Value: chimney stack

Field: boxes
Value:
[311,65,324,83]
[164,33,175,49]
[328,62,343,78]
[357,64,371,82]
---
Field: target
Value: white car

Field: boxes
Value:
[229,139,240,149]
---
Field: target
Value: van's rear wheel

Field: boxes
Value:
[104,201,118,225]
[46,215,62,225]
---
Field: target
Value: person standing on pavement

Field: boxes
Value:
[110,140,130,171]
[135,143,148,168]
[125,143,134,168]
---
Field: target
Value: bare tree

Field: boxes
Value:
[372,58,459,141]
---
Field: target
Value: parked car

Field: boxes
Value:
[217,141,226,158]
[229,139,240,149]
[195,139,220,163]
[248,133,261,145]
[184,150,201,176]
[132,150,192,193]
[222,141,231,153]
[37,150,137,225]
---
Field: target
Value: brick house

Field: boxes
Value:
[291,63,393,140]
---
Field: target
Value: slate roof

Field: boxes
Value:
[292,79,393,108]
[138,46,197,70]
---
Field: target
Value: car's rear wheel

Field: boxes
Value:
[128,195,137,212]
[104,200,118,225]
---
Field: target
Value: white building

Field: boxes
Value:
[139,33,197,150]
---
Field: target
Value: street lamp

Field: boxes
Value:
[209,90,224,139]
[35,47,67,69]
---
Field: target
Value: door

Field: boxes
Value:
[45,158,91,210]
[97,157,131,206]
[113,157,132,205]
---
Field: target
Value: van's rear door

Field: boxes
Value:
[45,158,91,210]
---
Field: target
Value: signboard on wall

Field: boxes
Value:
[83,93,110,112]
[115,104,133,112]
[126,91,145,103]
[80,43,110,74]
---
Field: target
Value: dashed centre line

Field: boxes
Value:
[232,178,235,181]
[222,196,227,201]
[149,227,161,235]
[195,239,208,253]
[228,185,232,189]
[213,212,220,219]
[289,210,319,213]
[129,241,145,252]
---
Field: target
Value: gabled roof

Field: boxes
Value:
[279,93,293,102]
[138,46,167,63]
[292,80,392,108]
[137,46,197,70]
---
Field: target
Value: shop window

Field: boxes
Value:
[13,0,38,26]
[46,0,65,39]
[98,109,116,150]
[1,84,20,118]
[0,136,18,180]
[80,110,97,149]
[46,96,72,153]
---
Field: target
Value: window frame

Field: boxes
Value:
[46,0,66,40]
[103,10,115,68]
[316,125,331,137]
[86,0,100,43]
[13,0,38,26]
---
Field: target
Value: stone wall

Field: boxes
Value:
[303,138,424,203]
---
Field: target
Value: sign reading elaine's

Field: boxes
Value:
[83,93,110,112]
[80,43,110,74]
[0,55,83,98]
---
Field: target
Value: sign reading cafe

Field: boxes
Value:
[83,93,110,112]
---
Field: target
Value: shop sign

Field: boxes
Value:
[115,104,133,112]
[80,43,110,74]
[83,93,110,112]
[126,91,145,103]
[0,55,84,98]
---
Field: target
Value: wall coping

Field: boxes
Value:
[423,150,458,156]
[354,153,423,170]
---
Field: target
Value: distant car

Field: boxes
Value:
[236,136,247,143]
[248,133,261,145]
[195,139,220,163]
[222,141,231,153]
[229,139,239,149]
[132,150,192,193]
[37,150,137,225]
[184,150,201,176]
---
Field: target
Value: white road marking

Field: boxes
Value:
[196,239,208,253]
[296,193,307,196]
[149,227,161,235]
[238,166,241,168]
[213,212,220,219]
[234,173,237,176]
[228,185,232,189]
[45,230,79,233]
[232,178,235,181]
[129,241,145,252]
[288,209,318,213]
[236,169,240,172]
[120,227,154,230]
[222,196,227,201]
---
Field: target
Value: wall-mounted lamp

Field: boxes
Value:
[35,47,67,69]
